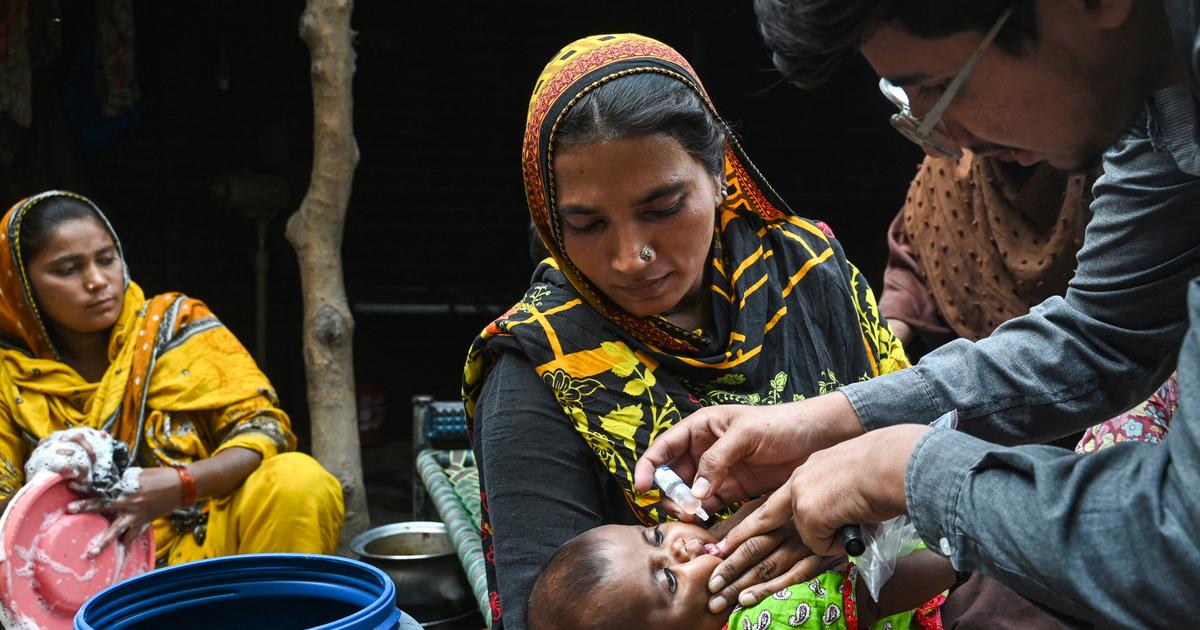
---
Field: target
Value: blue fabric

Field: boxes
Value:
[905,278,1200,627]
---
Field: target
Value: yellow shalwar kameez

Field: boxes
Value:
[0,191,344,566]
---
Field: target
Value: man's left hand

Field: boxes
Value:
[715,424,931,559]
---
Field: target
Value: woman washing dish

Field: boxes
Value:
[0,190,344,566]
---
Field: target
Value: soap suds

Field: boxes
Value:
[0,600,41,630]
[115,467,141,496]
[24,428,131,497]
[2,430,145,628]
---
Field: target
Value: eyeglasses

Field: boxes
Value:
[878,7,1013,159]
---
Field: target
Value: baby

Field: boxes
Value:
[527,521,954,630]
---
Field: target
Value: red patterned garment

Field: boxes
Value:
[1076,374,1178,453]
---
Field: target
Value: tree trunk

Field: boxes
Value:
[287,0,368,551]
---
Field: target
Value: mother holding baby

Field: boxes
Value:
[462,33,908,630]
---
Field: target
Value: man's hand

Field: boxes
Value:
[715,424,930,559]
[633,392,865,510]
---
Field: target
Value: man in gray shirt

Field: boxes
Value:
[635,1,1200,625]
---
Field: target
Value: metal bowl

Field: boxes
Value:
[352,521,458,560]
[351,522,478,628]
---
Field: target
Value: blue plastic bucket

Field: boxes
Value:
[74,553,421,630]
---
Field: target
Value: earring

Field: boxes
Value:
[639,246,654,262]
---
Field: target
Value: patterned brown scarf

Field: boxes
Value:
[903,153,1097,340]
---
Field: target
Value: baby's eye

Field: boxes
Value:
[663,568,677,595]
[653,526,664,547]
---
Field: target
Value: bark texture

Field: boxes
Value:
[287,0,368,550]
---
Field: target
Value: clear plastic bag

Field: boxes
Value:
[854,410,958,601]
[855,515,923,600]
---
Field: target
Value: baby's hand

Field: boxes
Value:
[703,495,842,613]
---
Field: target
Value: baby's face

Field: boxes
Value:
[592,522,727,629]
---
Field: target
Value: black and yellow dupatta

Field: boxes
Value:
[464,34,907,526]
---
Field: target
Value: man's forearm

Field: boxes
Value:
[843,113,1200,442]
[905,428,1200,628]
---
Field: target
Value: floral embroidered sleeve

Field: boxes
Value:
[210,396,296,460]
[151,312,298,462]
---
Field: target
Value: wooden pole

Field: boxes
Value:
[287,0,368,550]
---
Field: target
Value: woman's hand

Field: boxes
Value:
[704,496,840,612]
[66,447,263,556]
[26,428,108,489]
[68,467,180,555]
[51,432,96,486]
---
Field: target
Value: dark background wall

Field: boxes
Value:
[0,1,923,452]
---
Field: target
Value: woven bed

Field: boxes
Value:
[415,448,490,627]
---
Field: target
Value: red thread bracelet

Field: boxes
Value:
[171,463,196,508]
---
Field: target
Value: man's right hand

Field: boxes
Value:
[632,392,866,510]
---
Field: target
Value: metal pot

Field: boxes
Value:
[351,522,479,629]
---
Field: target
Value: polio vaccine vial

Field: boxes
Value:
[653,465,709,521]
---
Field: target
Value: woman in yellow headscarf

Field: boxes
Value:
[463,34,908,629]
[0,190,344,566]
